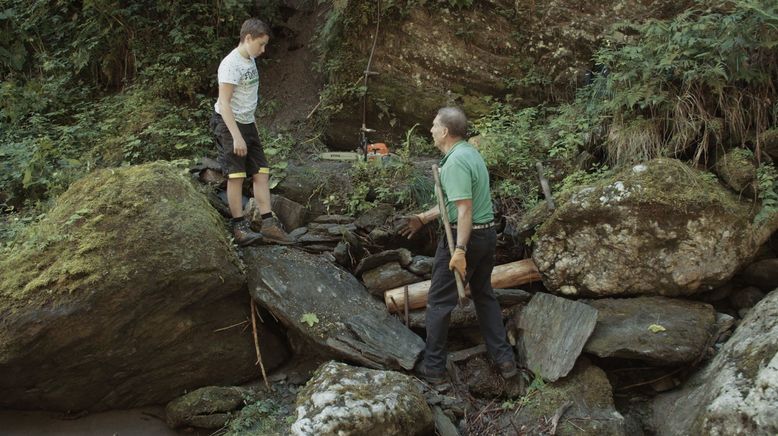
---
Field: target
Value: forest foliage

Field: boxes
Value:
[1,0,776,223]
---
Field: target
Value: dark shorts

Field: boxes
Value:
[210,112,269,179]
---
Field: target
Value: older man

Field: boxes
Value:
[401,106,517,384]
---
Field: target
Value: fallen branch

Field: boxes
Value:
[250,298,269,389]
[617,367,685,391]
[549,401,573,435]
[213,320,248,333]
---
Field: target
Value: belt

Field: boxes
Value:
[450,222,494,230]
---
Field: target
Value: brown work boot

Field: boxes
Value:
[233,219,263,246]
[414,364,447,385]
[261,216,294,245]
[498,360,518,379]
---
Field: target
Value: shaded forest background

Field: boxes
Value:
[1,0,777,247]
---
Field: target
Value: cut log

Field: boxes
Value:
[515,292,598,382]
[402,290,529,329]
[384,259,540,313]
[406,303,522,329]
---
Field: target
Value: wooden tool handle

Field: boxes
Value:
[432,164,468,305]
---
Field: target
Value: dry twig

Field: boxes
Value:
[213,320,248,333]
[250,298,270,389]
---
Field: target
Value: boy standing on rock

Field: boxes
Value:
[210,18,291,246]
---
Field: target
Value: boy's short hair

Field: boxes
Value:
[240,18,271,41]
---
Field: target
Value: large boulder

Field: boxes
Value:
[584,296,717,364]
[652,289,778,435]
[533,159,757,297]
[245,246,424,370]
[291,361,433,436]
[0,162,288,411]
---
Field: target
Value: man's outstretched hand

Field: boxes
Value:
[399,215,425,239]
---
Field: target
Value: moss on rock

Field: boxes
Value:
[715,149,757,196]
[1,161,236,306]
[534,158,757,297]
[0,161,275,412]
[512,360,624,435]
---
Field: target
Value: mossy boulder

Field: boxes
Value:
[166,386,255,429]
[533,158,757,297]
[510,359,625,435]
[652,288,778,435]
[0,162,288,411]
[715,148,757,196]
[291,361,433,436]
[759,128,778,160]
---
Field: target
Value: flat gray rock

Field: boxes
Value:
[245,247,423,370]
[407,255,434,277]
[362,261,422,295]
[354,248,414,277]
[516,293,598,381]
[584,296,716,364]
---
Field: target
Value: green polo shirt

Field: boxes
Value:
[439,140,494,225]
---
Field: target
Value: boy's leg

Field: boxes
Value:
[227,177,246,218]
[251,171,273,215]
[211,113,262,246]
[242,124,291,244]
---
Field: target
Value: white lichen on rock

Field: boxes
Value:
[291,361,432,436]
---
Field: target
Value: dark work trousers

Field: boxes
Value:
[422,227,515,372]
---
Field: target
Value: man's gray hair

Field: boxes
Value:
[436,107,468,138]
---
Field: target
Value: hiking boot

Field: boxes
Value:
[261,216,294,245]
[414,364,447,385]
[233,219,263,246]
[498,360,518,379]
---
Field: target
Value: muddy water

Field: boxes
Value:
[0,407,193,436]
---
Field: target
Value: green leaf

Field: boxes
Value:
[648,324,666,333]
[300,313,319,327]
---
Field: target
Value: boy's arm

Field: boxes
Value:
[218,83,247,157]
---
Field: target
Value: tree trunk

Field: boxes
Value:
[384,259,540,313]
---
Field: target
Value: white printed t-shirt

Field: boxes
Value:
[214,48,259,125]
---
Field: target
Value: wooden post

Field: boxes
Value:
[432,164,468,306]
[536,162,555,211]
